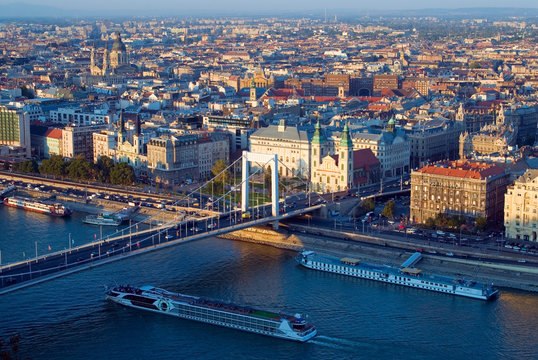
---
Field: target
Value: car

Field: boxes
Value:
[428,250,438,254]
[165,235,173,240]
[190,227,200,232]
[513,246,521,250]
[446,252,454,257]
[242,211,251,219]
[436,230,445,236]
[518,259,527,263]
[449,233,457,238]
[207,223,217,229]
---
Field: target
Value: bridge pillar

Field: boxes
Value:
[241,151,279,229]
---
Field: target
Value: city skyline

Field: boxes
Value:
[1,1,538,16]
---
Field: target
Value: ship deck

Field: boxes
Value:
[304,253,487,290]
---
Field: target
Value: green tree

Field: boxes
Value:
[381,200,396,218]
[475,216,487,232]
[66,155,94,180]
[110,162,135,186]
[447,217,460,229]
[211,159,229,192]
[96,156,114,183]
[17,159,39,174]
[39,155,66,177]
[361,198,375,212]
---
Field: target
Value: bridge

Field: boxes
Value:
[0,152,324,295]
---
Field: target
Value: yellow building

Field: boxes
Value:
[504,169,538,241]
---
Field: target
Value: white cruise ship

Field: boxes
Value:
[107,285,317,342]
[297,251,499,301]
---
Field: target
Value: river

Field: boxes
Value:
[0,206,537,359]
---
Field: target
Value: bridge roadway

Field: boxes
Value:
[0,203,322,295]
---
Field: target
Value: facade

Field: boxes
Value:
[202,115,255,153]
[43,129,63,158]
[350,120,410,178]
[373,74,399,94]
[90,32,131,76]
[0,105,31,159]
[147,135,198,185]
[93,130,117,162]
[311,124,353,192]
[504,169,538,241]
[406,119,464,169]
[410,160,509,225]
[62,124,108,159]
[197,132,230,180]
[50,108,110,125]
[249,120,310,178]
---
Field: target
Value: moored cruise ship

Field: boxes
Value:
[3,196,71,217]
[83,212,121,226]
[297,251,499,301]
[107,285,317,342]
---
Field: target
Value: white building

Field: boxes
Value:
[504,169,538,242]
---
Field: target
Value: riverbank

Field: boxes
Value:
[219,225,538,293]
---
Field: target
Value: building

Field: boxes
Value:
[93,129,117,163]
[410,160,509,225]
[43,129,63,158]
[49,108,110,125]
[406,118,464,169]
[147,135,198,185]
[249,120,310,178]
[90,32,131,76]
[311,124,353,192]
[504,169,538,242]
[197,132,230,180]
[62,124,108,160]
[202,115,255,153]
[350,119,410,178]
[373,74,399,94]
[0,105,31,159]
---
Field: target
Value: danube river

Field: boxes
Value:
[0,207,537,359]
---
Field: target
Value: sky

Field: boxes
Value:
[2,0,538,12]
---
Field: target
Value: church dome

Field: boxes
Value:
[111,33,126,52]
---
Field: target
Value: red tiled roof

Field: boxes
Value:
[353,149,379,170]
[44,128,63,139]
[417,161,505,180]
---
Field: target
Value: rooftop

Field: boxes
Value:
[416,160,505,180]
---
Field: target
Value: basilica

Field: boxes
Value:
[90,32,133,76]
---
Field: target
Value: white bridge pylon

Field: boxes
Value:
[241,151,279,228]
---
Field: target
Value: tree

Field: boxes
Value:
[96,156,114,183]
[17,159,38,174]
[66,155,94,181]
[381,200,395,218]
[39,155,66,177]
[475,216,487,232]
[211,159,229,192]
[361,198,375,212]
[110,162,135,186]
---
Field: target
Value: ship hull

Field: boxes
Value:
[297,252,498,301]
[3,198,71,217]
[107,286,316,342]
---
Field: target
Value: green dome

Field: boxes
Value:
[311,120,325,144]
[339,123,352,148]
[388,117,395,125]
[111,33,126,52]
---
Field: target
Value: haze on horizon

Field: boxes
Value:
[1,0,538,12]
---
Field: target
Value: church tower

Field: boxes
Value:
[250,77,257,102]
[311,120,325,169]
[339,123,353,190]
[102,44,109,75]
[387,117,396,133]
[117,110,125,144]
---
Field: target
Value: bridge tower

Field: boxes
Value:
[241,151,279,229]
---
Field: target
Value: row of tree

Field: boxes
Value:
[14,155,135,186]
